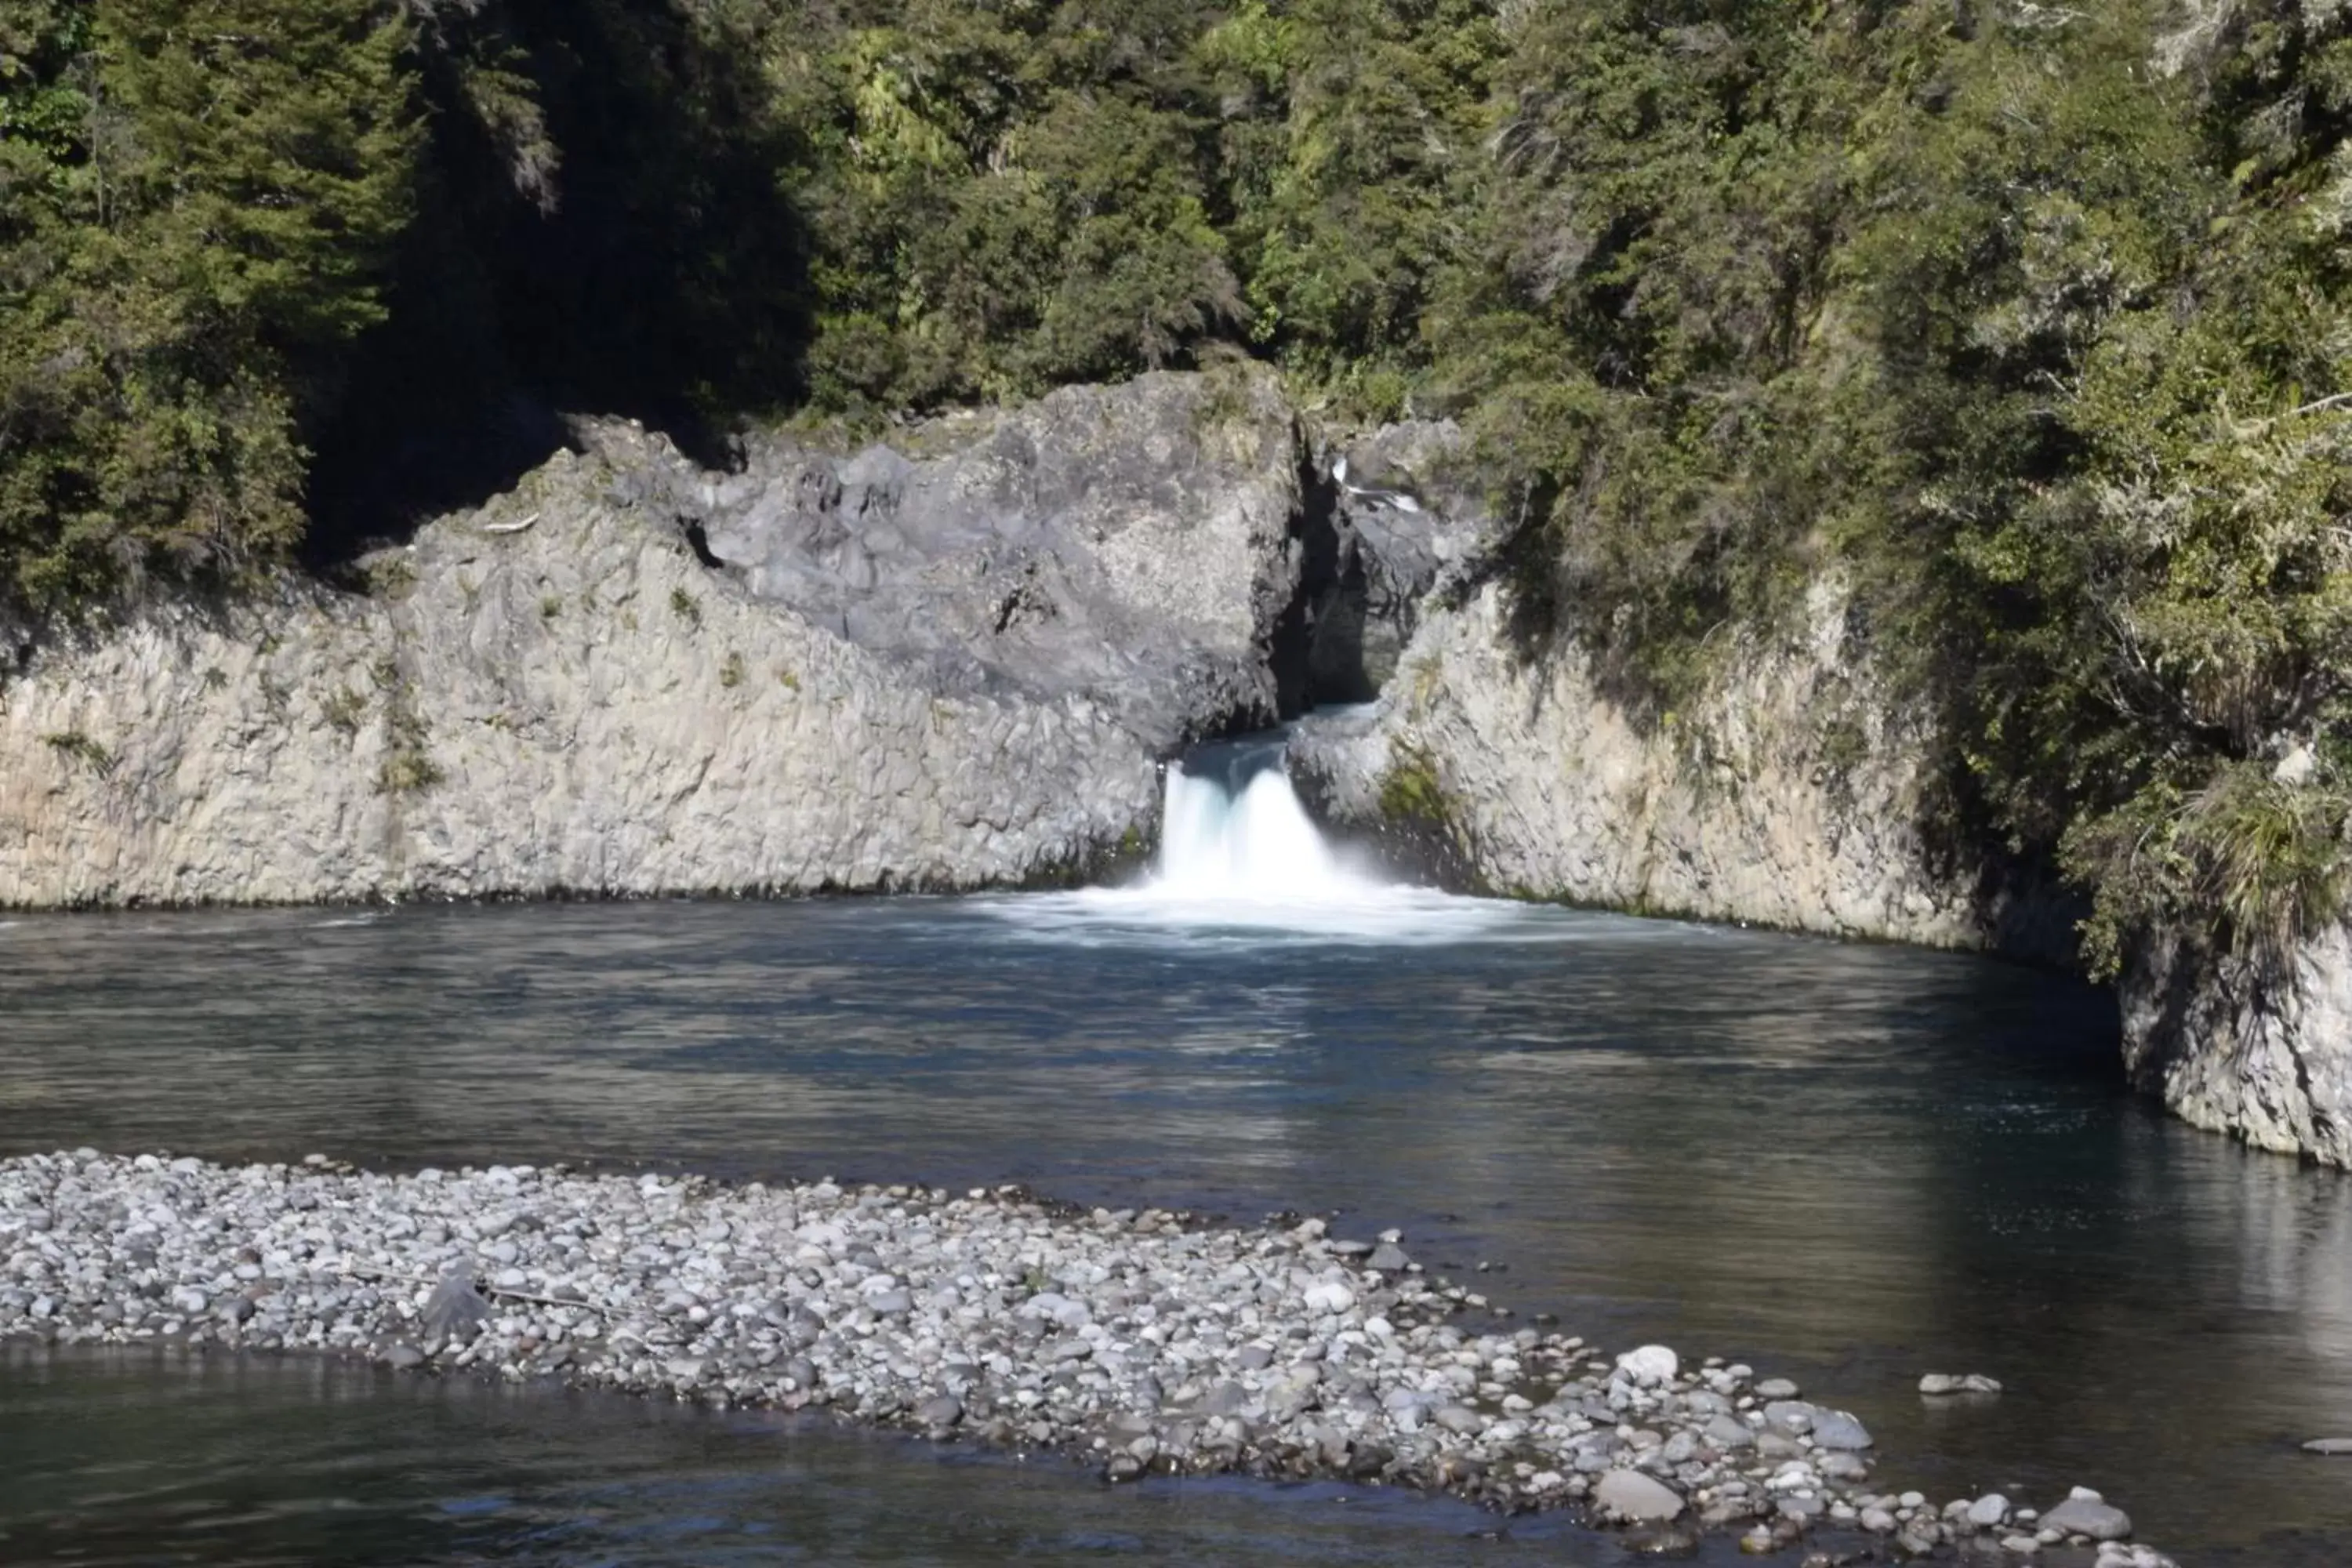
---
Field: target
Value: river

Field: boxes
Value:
[2,747,2347,1563]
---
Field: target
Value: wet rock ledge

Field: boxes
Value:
[2,1152,2170,1566]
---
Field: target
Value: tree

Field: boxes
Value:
[0,0,417,609]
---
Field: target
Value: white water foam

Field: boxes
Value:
[980,755,1563,946]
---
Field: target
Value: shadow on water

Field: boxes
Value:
[4,898,2351,1558]
[0,1343,1787,1568]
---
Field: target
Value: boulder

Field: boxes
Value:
[1595,1468,1686,1523]
[2040,1491,2133,1541]
[422,1266,491,1339]
[1810,1410,1873,1450]
[1703,1413,1756,1450]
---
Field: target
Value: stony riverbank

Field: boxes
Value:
[1,1152,2172,1566]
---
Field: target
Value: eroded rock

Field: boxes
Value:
[0,371,1315,908]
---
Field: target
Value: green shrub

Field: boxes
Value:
[1377,739,1454,829]
[42,731,114,775]
[320,688,368,737]
[374,689,441,795]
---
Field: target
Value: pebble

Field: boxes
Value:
[0,1151,2178,1564]
[1920,1371,2004,1396]
[1595,1468,1685,1522]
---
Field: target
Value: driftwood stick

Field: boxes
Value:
[325,1261,619,1316]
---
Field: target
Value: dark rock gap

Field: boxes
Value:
[1269,441,1377,719]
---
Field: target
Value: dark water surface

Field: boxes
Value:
[4,896,2350,1563]
[0,1343,1752,1568]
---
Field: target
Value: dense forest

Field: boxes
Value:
[5,0,2352,964]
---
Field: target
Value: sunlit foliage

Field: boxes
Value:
[6,0,2352,961]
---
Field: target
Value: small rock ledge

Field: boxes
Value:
[3,1151,2172,1565]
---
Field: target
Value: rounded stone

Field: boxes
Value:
[2040,1496,2133,1542]
[1595,1468,1686,1523]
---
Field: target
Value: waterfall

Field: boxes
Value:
[978,728,1529,942]
[1153,760,1355,900]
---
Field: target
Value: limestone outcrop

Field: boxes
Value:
[1294,419,1486,705]
[0,369,1308,906]
[1287,423,2066,956]
[2120,924,2352,1169]
[1290,578,2063,952]
[692,368,1305,744]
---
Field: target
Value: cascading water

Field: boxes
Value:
[1152,740,1360,902]
[985,728,1537,943]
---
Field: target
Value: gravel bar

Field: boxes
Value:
[2,1151,2174,1565]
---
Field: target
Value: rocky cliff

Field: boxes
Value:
[0,370,1311,906]
[1288,427,2352,1169]
[2120,925,2352,1169]
[1293,582,2073,953]
[9,368,2343,1173]
[1287,425,2065,957]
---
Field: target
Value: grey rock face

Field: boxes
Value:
[1290,574,2072,955]
[2118,921,2352,1170]
[1301,422,1484,702]
[698,369,1306,745]
[0,371,1312,908]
